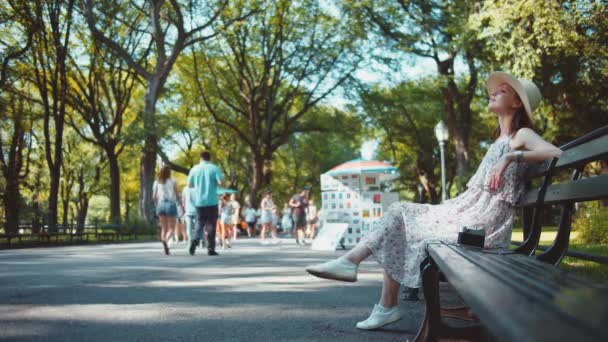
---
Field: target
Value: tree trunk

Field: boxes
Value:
[4,177,20,234]
[107,148,121,223]
[250,154,265,207]
[138,80,159,223]
[61,171,72,226]
[124,190,131,221]
[48,166,61,230]
[438,57,470,192]
[75,169,89,231]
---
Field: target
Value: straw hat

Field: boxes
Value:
[486,71,542,121]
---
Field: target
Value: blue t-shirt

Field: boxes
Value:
[244,207,257,223]
[187,161,224,207]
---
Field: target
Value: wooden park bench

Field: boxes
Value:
[415,126,608,341]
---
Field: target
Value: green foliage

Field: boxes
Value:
[573,202,608,244]
[1,0,606,229]
[468,0,608,141]
[122,216,158,235]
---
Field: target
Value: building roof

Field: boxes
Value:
[325,158,398,177]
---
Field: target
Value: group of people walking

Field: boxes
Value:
[256,187,319,245]
[154,151,224,256]
[153,150,320,255]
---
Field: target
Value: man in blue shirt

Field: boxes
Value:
[187,151,224,256]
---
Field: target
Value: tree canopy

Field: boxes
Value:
[0,0,605,231]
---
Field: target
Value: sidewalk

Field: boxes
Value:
[0,238,443,341]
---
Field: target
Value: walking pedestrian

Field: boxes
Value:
[260,189,278,244]
[153,165,182,255]
[243,200,257,238]
[230,193,241,241]
[306,198,319,240]
[181,185,202,248]
[187,151,224,256]
[289,186,310,245]
[219,194,233,249]
[281,203,293,237]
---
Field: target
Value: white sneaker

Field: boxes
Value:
[355,304,401,330]
[305,258,358,282]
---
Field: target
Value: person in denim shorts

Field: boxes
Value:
[153,165,182,255]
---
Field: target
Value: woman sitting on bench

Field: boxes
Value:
[306,71,563,330]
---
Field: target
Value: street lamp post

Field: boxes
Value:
[417,183,424,203]
[434,120,449,202]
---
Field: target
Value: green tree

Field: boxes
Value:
[469,0,608,142]
[188,0,363,202]
[83,0,257,223]
[67,31,139,223]
[359,78,446,202]
[342,0,485,190]
[30,0,77,230]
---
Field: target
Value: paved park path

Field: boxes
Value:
[0,239,431,341]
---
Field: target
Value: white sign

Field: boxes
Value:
[311,223,349,251]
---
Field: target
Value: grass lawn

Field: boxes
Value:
[511,227,608,282]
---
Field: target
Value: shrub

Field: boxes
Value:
[123,217,158,235]
[573,202,608,244]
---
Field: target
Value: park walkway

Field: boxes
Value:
[0,239,434,341]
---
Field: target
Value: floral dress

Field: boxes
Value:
[361,135,529,288]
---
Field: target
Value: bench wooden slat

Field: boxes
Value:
[554,134,608,171]
[427,243,608,342]
[518,174,608,206]
[542,174,608,205]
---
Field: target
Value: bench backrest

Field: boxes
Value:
[515,125,608,264]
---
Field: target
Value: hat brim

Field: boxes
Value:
[486,71,532,120]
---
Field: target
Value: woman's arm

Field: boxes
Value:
[506,128,562,163]
[488,128,562,191]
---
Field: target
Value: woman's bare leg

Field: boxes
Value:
[226,224,233,246]
[270,224,278,239]
[380,269,400,308]
[218,222,225,247]
[168,217,177,242]
[260,224,267,240]
[178,221,187,242]
[309,223,317,239]
[342,242,373,265]
[296,227,306,242]
[159,216,168,241]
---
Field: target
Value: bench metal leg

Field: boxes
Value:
[415,257,481,342]
[440,306,479,322]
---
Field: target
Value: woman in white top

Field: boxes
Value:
[181,186,198,245]
[281,203,293,236]
[153,165,182,255]
[306,199,319,240]
[242,200,258,238]
[218,194,232,248]
[229,194,241,242]
[260,189,279,244]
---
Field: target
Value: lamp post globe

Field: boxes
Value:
[434,120,449,202]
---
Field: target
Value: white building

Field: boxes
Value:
[320,159,399,248]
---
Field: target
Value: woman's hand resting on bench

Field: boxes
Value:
[487,128,562,192]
